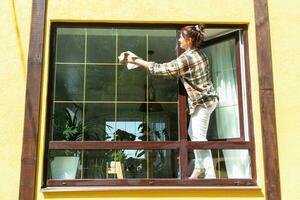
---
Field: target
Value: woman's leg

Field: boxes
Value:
[188,102,217,178]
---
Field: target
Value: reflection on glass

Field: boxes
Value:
[202,38,239,140]
[207,105,240,140]
[87,28,116,63]
[84,103,115,141]
[55,65,84,101]
[106,121,142,141]
[148,30,177,63]
[114,103,144,141]
[214,69,238,107]
[48,150,82,180]
[148,103,178,141]
[86,65,115,101]
[188,149,251,179]
[82,149,179,179]
[117,65,146,101]
[150,76,178,102]
[56,28,85,62]
[117,29,147,59]
[51,103,83,141]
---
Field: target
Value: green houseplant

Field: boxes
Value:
[50,105,83,179]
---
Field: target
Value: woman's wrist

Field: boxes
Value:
[134,58,150,70]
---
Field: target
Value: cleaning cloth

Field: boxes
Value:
[118,51,139,70]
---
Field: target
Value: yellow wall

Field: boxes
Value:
[0,0,32,200]
[0,0,299,199]
[268,0,300,199]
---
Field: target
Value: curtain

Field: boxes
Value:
[202,38,251,178]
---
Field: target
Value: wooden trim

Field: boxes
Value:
[203,31,246,141]
[45,24,256,187]
[243,29,257,183]
[253,0,281,199]
[19,0,46,199]
[49,141,180,149]
[187,141,250,149]
[48,141,250,150]
[176,28,189,179]
[42,21,58,189]
[234,33,246,141]
[47,179,256,187]
[42,185,262,192]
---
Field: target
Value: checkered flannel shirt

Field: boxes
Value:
[148,48,219,115]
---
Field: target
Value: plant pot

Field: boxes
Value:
[50,156,79,179]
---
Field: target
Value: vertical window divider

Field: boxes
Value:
[113,30,119,179]
[146,33,149,179]
[217,149,221,179]
[80,28,88,179]
[51,29,59,141]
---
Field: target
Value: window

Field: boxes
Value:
[45,24,255,187]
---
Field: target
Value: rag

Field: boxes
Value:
[118,51,139,70]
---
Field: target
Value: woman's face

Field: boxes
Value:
[179,33,192,50]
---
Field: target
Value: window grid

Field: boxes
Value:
[45,24,255,187]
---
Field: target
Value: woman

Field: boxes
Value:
[124,24,219,179]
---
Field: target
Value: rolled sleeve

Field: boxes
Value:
[148,56,188,77]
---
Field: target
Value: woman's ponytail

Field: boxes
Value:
[181,24,205,48]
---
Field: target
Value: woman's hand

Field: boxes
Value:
[124,51,138,64]
[122,51,150,70]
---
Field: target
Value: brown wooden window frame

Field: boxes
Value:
[43,23,256,187]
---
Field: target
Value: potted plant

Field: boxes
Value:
[50,105,82,179]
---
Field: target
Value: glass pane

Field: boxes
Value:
[113,103,145,141]
[86,65,115,101]
[50,103,83,141]
[82,149,179,179]
[117,29,147,59]
[56,28,85,63]
[202,37,240,140]
[149,76,178,102]
[148,29,177,63]
[148,103,178,141]
[83,150,111,179]
[117,65,147,101]
[214,69,238,107]
[202,39,236,74]
[55,64,84,101]
[188,149,251,179]
[215,106,240,139]
[207,105,241,140]
[84,103,115,141]
[87,28,116,63]
[48,150,82,180]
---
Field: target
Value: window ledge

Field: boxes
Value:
[42,185,262,193]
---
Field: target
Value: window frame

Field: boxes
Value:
[43,23,256,187]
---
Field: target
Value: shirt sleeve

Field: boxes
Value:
[148,54,189,77]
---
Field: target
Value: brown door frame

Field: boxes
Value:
[18,0,46,199]
[19,0,281,199]
[253,0,281,199]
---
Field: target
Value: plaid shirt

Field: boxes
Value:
[148,48,219,115]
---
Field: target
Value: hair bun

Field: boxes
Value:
[195,24,205,33]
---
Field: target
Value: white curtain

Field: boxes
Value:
[202,38,251,178]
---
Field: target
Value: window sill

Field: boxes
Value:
[41,185,262,193]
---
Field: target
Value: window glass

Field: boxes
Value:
[48,149,179,179]
[56,28,85,62]
[203,39,241,139]
[188,149,251,179]
[47,26,253,185]
[50,27,178,142]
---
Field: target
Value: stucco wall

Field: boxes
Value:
[268,0,300,199]
[0,0,299,199]
[0,0,32,199]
